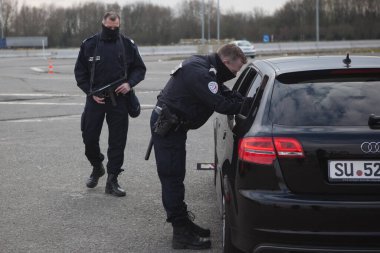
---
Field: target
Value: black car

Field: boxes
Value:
[213,55,380,253]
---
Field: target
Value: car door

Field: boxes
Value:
[221,67,260,174]
[214,66,258,169]
[214,66,258,215]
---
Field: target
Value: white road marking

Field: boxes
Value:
[0,101,155,108]
[5,115,80,123]
[0,93,83,97]
[0,101,84,105]
[0,91,157,97]
[30,67,45,73]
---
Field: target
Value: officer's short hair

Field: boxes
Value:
[217,44,247,64]
[103,11,120,22]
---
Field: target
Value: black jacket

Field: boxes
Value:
[158,53,243,129]
[74,33,146,95]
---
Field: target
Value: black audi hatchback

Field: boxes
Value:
[213,55,380,253]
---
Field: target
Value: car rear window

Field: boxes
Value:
[270,71,380,126]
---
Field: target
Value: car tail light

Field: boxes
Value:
[273,138,304,158]
[238,137,304,165]
[238,137,276,165]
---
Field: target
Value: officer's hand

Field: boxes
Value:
[238,97,254,113]
[244,96,254,104]
[93,95,105,104]
[115,82,131,95]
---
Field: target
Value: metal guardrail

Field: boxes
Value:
[0,40,379,58]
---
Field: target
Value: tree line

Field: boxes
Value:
[0,0,379,48]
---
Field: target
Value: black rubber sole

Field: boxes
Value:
[86,169,105,188]
[194,230,211,238]
[86,174,104,188]
[105,187,126,197]
[172,240,211,250]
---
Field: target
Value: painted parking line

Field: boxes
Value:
[0,101,156,109]
[0,93,83,97]
[0,91,157,97]
[5,115,81,123]
[30,67,45,73]
[0,101,85,105]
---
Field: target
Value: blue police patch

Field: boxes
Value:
[208,81,218,94]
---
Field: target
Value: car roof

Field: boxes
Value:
[232,40,251,43]
[260,55,380,75]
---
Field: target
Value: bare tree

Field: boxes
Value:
[13,5,48,36]
[3,0,379,47]
[45,5,67,47]
[76,2,107,38]
[173,0,203,41]
[122,3,173,45]
[0,0,18,36]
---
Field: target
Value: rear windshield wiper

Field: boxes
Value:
[368,114,380,129]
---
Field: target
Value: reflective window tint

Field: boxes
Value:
[270,81,380,126]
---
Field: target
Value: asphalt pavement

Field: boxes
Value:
[0,56,224,253]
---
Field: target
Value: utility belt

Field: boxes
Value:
[153,103,190,136]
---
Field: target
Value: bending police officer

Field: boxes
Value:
[150,44,247,249]
[74,11,146,197]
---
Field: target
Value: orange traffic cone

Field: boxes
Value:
[48,58,54,74]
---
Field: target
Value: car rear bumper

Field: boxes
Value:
[254,245,380,253]
[231,190,380,252]
[243,51,256,57]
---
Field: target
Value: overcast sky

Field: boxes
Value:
[24,0,289,14]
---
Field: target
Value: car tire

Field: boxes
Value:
[214,155,217,186]
[223,199,244,253]
[214,132,218,186]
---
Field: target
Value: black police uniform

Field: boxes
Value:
[150,53,244,247]
[74,30,146,177]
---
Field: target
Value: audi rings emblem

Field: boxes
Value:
[360,142,380,153]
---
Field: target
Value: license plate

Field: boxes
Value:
[328,160,380,182]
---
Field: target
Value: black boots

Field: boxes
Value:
[171,214,211,250]
[185,212,211,238]
[86,165,125,197]
[172,225,211,250]
[86,163,105,188]
[105,174,126,197]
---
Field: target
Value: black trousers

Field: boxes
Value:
[81,95,129,175]
[150,109,188,223]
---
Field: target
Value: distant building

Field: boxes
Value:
[3,36,48,48]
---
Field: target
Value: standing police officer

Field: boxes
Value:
[74,11,146,197]
[150,44,247,249]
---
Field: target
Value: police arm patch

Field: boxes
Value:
[208,81,218,94]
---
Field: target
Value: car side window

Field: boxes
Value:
[227,67,258,127]
[236,75,269,123]
[246,74,262,98]
[249,75,269,118]
[232,67,258,95]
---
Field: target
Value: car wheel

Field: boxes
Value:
[223,195,244,253]
[214,134,217,186]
